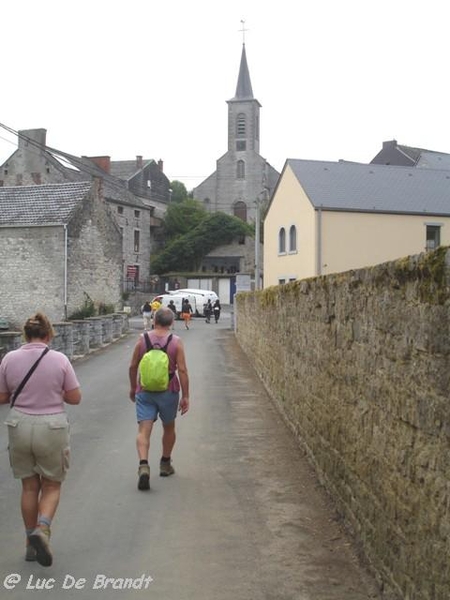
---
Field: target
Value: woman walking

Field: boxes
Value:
[0,312,81,567]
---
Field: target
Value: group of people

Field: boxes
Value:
[204,299,221,324]
[144,297,222,330]
[0,307,190,567]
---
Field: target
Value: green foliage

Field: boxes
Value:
[68,293,115,320]
[169,180,189,204]
[152,211,253,274]
[68,294,95,320]
[163,199,207,241]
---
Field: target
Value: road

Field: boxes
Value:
[0,312,383,600]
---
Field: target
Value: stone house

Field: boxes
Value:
[0,129,171,287]
[264,158,450,287]
[0,180,122,328]
[193,43,280,294]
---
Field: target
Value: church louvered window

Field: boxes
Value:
[236,113,246,136]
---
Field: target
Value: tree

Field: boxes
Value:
[163,199,207,241]
[169,180,189,204]
[152,212,253,274]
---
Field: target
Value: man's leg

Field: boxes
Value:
[160,421,176,477]
[136,420,153,490]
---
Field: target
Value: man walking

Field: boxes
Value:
[128,307,190,490]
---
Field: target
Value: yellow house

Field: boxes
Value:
[264,159,450,287]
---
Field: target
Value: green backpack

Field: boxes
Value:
[139,333,174,392]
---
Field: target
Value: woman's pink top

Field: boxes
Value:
[0,342,80,414]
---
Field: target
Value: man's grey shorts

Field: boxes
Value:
[4,408,70,482]
[135,390,179,423]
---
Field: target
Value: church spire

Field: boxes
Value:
[233,44,254,100]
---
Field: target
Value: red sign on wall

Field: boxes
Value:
[127,265,138,280]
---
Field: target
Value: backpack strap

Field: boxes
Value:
[143,332,153,351]
[162,334,173,352]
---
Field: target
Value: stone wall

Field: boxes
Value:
[235,247,450,600]
[0,226,65,328]
[66,183,123,318]
[0,313,129,362]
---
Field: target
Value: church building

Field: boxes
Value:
[193,43,279,286]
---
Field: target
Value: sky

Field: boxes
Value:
[1,0,450,191]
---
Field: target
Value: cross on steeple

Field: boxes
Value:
[239,20,248,44]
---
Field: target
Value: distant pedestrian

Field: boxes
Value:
[204,299,213,324]
[142,301,152,330]
[181,298,193,330]
[168,299,177,329]
[150,298,162,329]
[0,312,81,567]
[213,299,221,323]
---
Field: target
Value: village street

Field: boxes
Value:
[0,313,383,600]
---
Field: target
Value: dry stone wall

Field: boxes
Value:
[235,247,450,600]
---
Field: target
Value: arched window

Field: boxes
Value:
[236,113,246,137]
[233,201,247,222]
[289,225,297,252]
[279,228,286,253]
[203,197,211,212]
[236,160,245,179]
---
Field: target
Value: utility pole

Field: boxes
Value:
[254,197,261,290]
[254,185,269,290]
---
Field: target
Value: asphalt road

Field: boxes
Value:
[0,312,383,600]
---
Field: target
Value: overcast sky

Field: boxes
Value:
[1,0,449,191]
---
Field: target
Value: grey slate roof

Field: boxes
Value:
[110,160,153,180]
[0,181,92,226]
[415,151,450,170]
[230,44,254,101]
[287,159,450,216]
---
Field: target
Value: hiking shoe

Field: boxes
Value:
[160,460,175,477]
[28,527,52,567]
[138,464,150,490]
[25,544,37,562]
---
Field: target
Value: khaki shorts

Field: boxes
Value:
[5,408,70,482]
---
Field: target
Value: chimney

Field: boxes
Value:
[87,156,111,173]
[158,159,164,172]
[93,176,104,200]
[136,155,143,169]
[18,129,47,150]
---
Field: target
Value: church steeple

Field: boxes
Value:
[227,42,261,154]
[233,44,254,100]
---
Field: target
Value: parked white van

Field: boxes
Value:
[169,288,218,305]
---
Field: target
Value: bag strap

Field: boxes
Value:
[10,347,50,408]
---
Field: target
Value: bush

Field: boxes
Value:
[68,298,96,320]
